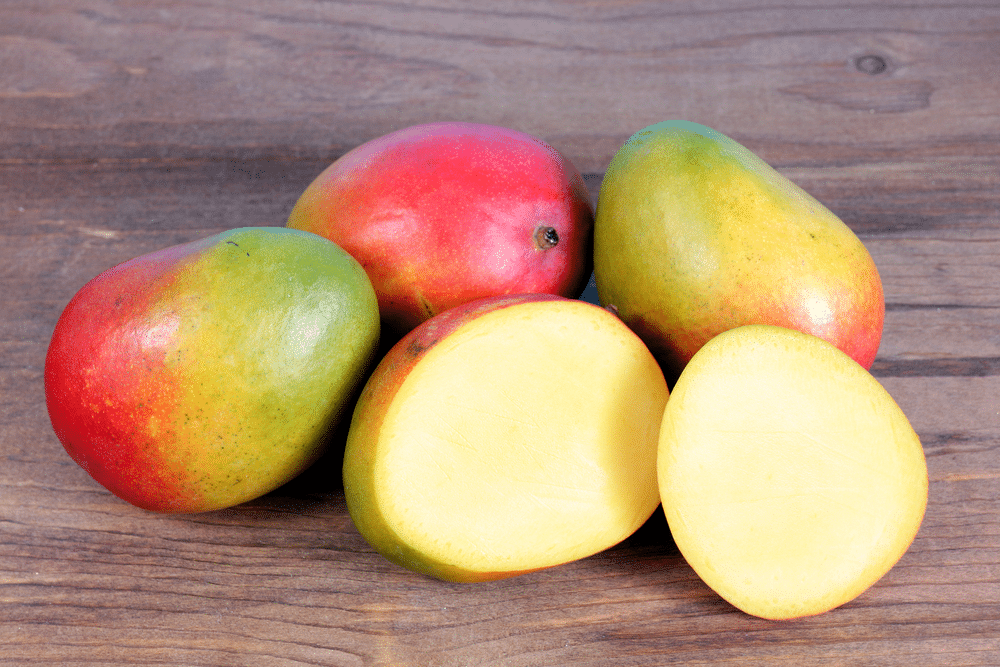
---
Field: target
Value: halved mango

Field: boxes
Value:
[344,294,669,581]
[658,324,928,619]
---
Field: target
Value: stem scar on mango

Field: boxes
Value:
[534,226,559,250]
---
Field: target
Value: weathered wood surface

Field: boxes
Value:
[2,1,999,665]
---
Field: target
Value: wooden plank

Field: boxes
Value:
[1,1,998,171]
[3,453,999,659]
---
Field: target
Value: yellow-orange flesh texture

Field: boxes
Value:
[658,325,927,620]
[353,300,668,581]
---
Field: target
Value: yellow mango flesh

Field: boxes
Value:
[344,298,668,581]
[658,325,927,620]
[595,121,884,381]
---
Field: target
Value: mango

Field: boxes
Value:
[288,122,594,340]
[594,120,884,381]
[658,325,928,619]
[44,227,380,513]
[343,294,668,581]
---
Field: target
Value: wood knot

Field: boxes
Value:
[855,54,888,75]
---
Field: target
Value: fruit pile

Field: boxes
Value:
[44,120,927,620]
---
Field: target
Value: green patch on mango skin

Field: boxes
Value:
[154,228,380,510]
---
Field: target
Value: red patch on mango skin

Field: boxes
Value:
[44,242,208,511]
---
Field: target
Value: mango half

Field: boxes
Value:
[343,294,669,581]
[658,325,928,620]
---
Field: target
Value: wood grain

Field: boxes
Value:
[2,1,1000,665]
[2,0,999,170]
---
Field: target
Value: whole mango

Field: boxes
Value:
[594,120,884,381]
[44,227,379,513]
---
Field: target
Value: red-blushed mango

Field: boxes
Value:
[44,227,379,513]
[658,325,928,620]
[343,294,668,582]
[594,120,884,382]
[287,122,594,339]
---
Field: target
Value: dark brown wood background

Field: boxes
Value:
[2,1,999,664]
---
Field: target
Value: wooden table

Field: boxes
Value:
[3,2,998,664]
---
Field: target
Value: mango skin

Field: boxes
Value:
[44,227,380,513]
[594,120,884,381]
[287,122,595,339]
